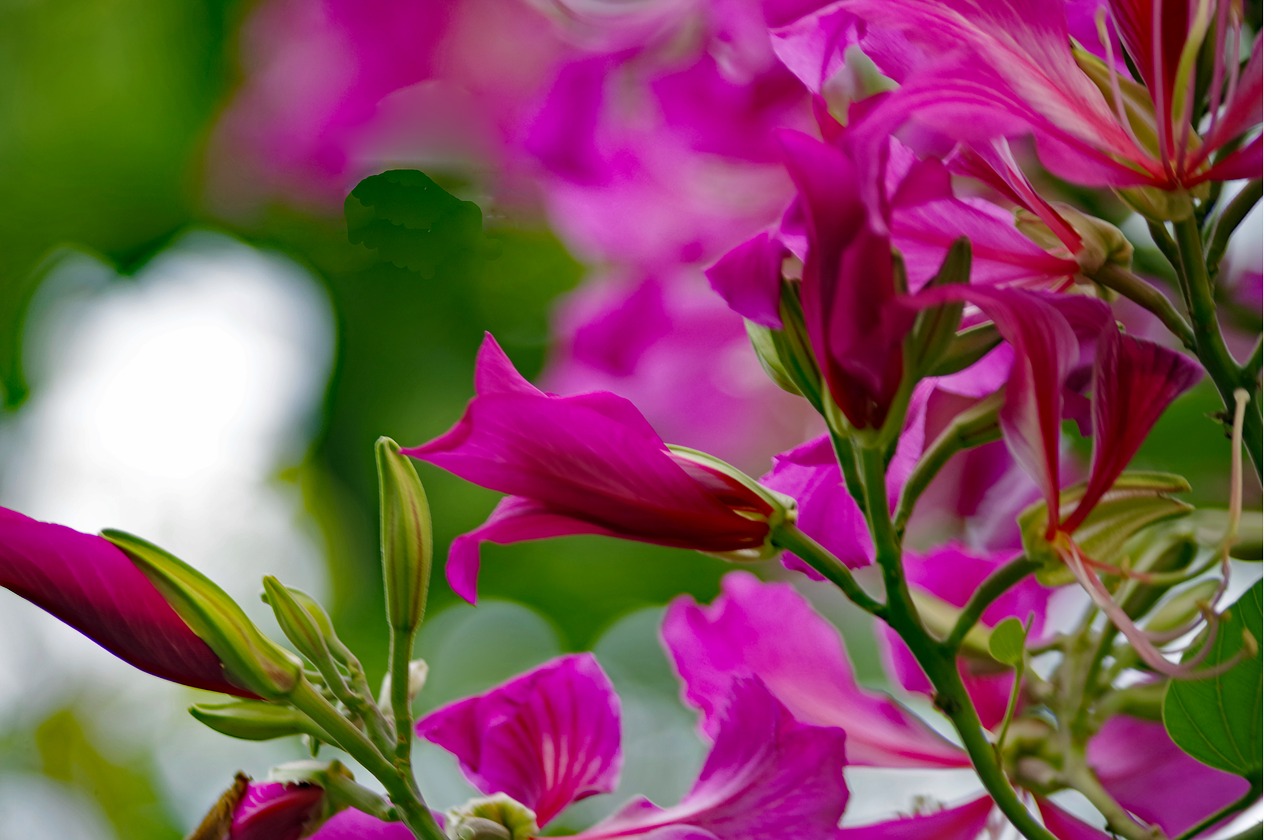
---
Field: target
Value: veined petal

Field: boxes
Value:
[1062,326,1202,532]
[578,677,848,840]
[310,809,415,840]
[836,796,995,838]
[0,507,253,697]
[415,653,622,827]
[664,572,967,768]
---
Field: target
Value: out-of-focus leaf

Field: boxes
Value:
[344,170,488,279]
[1163,580,1262,782]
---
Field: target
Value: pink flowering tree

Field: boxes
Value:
[0,1,1264,838]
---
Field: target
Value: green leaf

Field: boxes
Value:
[989,617,1027,666]
[1163,579,1262,782]
[344,170,488,279]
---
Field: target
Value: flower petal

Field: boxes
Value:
[664,572,967,768]
[706,232,787,329]
[311,810,416,840]
[230,783,324,840]
[415,653,622,827]
[1062,325,1202,531]
[0,507,252,696]
[580,677,849,840]
[836,796,995,839]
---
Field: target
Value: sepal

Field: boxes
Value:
[103,530,302,698]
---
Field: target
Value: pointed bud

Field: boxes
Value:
[103,530,302,698]
[378,437,433,633]
[262,577,333,671]
[190,699,328,743]
[379,659,428,714]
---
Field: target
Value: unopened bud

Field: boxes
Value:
[446,794,536,840]
[191,699,327,743]
[378,437,433,633]
[103,530,301,698]
[379,659,428,713]
[262,577,333,670]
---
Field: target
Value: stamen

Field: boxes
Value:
[1206,0,1232,136]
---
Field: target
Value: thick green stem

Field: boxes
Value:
[1061,747,1163,840]
[1173,781,1262,840]
[388,628,418,767]
[771,524,883,616]
[856,447,1059,840]
[290,682,445,840]
[943,556,1039,653]
[1172,217,1262,479]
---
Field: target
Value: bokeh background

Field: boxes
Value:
[0,2,1259,839]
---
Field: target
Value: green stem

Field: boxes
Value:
[389,628,418,767]
[771,524,883,616]
[1173,781,1262,840]
[894,394,1003,534]
[943,556,1039,653]
[856,447,1060,840]
[1205,179,1262,278]
[290,682,445,840]
[1215,823,1262,840]
[1242,337,1262,386]
[1061,747,1162,840]
[1172,217,1262,480]
[1091,264,1195,349]
[830,433,866,510]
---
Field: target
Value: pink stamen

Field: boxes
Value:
[1152,0,1175,180]
[1095,7,1145,154]
[1205,0,1232,136]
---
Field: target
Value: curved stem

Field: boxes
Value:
[1206,179,1262,278]
[771,524,883,616]
[943,556,1040,653]
[1172,217,1262,479]
[290,681,445,840]
[1091,264,1195,349]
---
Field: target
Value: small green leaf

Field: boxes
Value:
[989,617,1027,666]
[344,170,488,279]
[1163,580,1262,782]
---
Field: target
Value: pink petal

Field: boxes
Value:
[1088,716,1250,836]
[580,677,849,840]
[0,508,252,697]
[1062,326,1202,531]
[230,783,324,840]
[310,810,415,840]
[837,796,995,838]
[706,232,787,329]
[1035,799,1113,840]
[663,572,967,768]
[415,653,622,827]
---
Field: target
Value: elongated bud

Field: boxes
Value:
[262,576,333,670]
[378,437,432,632]
[1146,579,1223,636]
[104,530,301,698]
[191,699,328,743]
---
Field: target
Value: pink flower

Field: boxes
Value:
[230,782,325,840]
[404,335,785,604]
[419,653,850,840]
[0,507,255,697]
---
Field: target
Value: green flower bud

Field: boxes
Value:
[376,437,433,633]
[190,699,328,742]
[908,237,971,377]
[262,576,333,671]
[103,530,301,698]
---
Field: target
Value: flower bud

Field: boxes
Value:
[262,576,334,671]
[445,794,537,840]
[190,699,327,743]
[377,437,432,633]
[103,530,302,698]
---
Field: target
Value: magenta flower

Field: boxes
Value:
[405,335,785,604]
[0,507,255,697]
[419,653,850,840]
[230,782,325,840]
[841,0,1261,193]
[665,572,967,768]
